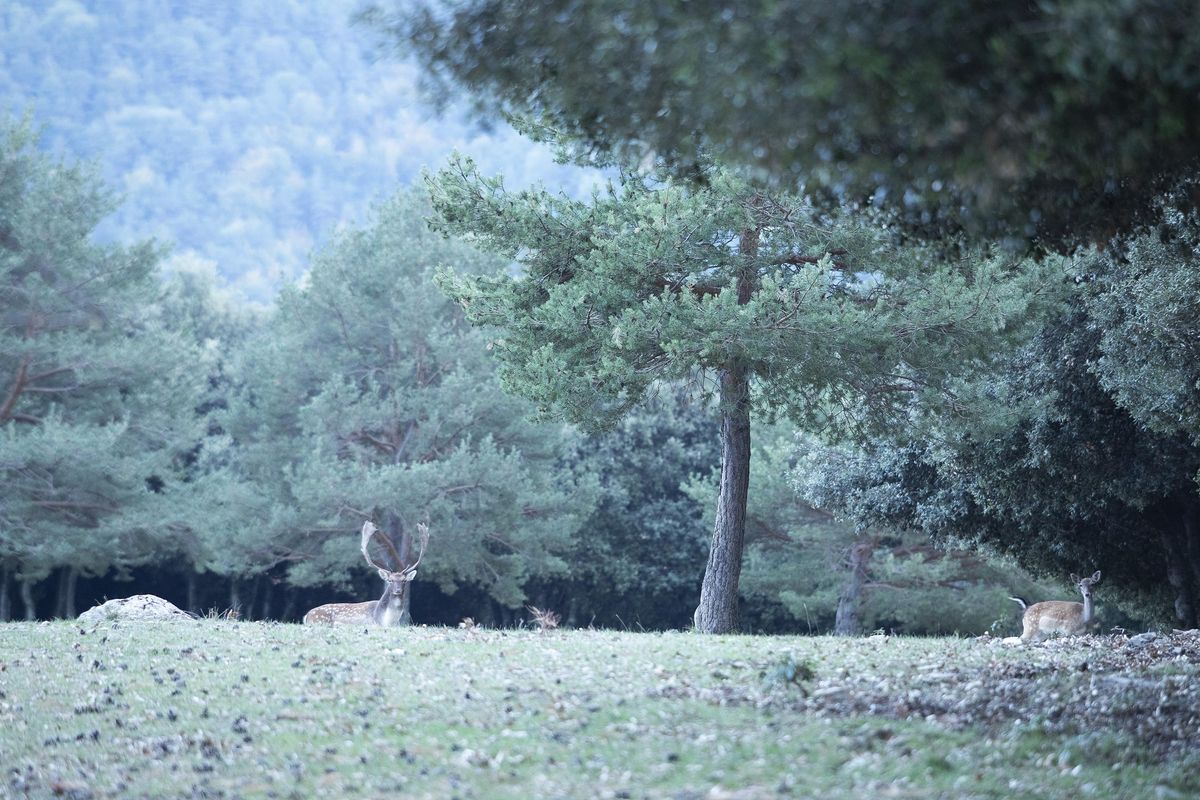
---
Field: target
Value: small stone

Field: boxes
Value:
[1126,632,1159,650]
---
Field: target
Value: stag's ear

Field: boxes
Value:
[377,568,392,582]
[1090,570,1101,582]
[403,568,418,582]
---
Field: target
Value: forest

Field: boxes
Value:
[4,0,1200,640]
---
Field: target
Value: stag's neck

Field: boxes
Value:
[376,601,405,626]
[370,584,409,626]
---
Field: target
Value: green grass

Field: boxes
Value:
[1,622,1196,799]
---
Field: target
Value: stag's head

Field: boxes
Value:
[376,563,417,598]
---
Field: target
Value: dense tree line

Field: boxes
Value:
[1,116,1067,633]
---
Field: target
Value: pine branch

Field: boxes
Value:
[32,499,119,512]
[27,365,78,383]
[23,384,82,394]
[0,355,31,422]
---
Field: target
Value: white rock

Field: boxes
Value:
[77,594,193,624]
[1125,632,1159,650]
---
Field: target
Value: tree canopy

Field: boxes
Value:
[368,0,1200,250]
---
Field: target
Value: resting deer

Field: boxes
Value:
[1009,571,1101,643]
[303,521,429,626]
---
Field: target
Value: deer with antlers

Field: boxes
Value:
[302,521,430,626]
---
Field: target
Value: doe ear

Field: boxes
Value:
[1090,570,1101,582]
[1070,573,1080,584]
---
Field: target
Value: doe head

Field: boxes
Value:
[1070,570,1102,598]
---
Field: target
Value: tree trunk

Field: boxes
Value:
[229,578,242,618]
[186,572,199,614]
[281,588,298,623]
[54,569,66,618]
[260,580,273,621]
[64,567,78,619]
[694,361,752,634]
[1163,528,1197,628]
[20,578,36,621]
[1182,509,1200,628]
[55,567,78,619]
[496,603,513,627]
[0,567,10,621]
[834,540,875,636]
[245,576,262,622]
[566,596,580,629]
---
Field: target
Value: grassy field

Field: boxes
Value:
[1,621,1197,799]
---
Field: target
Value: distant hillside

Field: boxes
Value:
[0,0,595,302]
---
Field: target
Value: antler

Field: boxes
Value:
[361,520,430,575]
[407,523,430,574]
[360,521,388,572]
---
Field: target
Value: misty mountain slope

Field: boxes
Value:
[0,0,594,301]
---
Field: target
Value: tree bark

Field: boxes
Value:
[1182,508,1200,628]
[281,588,298,622]
[260,580,273,621]
[245,576,262,621]
[1162,528,1196,628]
[63,567,78,619]
[20,579,36,621]
[834,540,875,636]
[54,567,71,619]
[186,572,199,614]
[694,361,752,634]
[229,578,242,618]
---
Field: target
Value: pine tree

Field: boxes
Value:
[0,117,206,618]
[223,188,591,619]
[429,156,1061,632]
